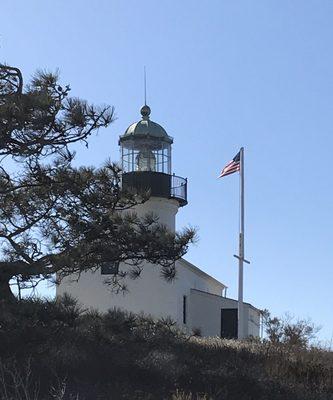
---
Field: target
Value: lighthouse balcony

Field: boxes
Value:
[121,171,187,207]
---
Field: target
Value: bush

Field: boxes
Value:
[261,309,321,348]
[0,297,332,399]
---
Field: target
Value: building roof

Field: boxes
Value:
[190,288,260,313]
[179,258,227,289]
[119,105,173,144]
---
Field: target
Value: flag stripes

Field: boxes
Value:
[219,151,240,178]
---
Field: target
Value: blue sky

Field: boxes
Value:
[1,0,333,343]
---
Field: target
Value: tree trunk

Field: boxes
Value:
[0,275,16,303]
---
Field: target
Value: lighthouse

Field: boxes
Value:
[57,105,260,339]
[119,104,187,232]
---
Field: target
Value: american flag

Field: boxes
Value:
[219,151,240,178]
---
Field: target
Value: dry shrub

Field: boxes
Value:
[0,296,332,399]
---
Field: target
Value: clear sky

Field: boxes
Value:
[1,0,333,343]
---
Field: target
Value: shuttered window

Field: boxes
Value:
[101,262,119,275]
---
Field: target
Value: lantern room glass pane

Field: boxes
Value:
[120,139,171,174]
[136,150,156,171]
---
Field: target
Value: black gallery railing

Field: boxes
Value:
[121,172,188,206]
[170,174,187,204]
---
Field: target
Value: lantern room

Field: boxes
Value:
[120,105,172,174]
[119,105,187,206]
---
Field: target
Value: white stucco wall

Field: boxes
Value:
[57,258,225,327]
[57,195,227,327]
[248,306,261,337]
[189,289,260,338]
[133,197,179,232]
[57,261,260,338]
[56,194,259,338]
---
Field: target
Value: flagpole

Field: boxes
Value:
[220,148,249,340]
[238,147,245,339]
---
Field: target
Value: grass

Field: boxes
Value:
[0,295,332,399]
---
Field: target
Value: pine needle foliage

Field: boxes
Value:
[0,65,195,301]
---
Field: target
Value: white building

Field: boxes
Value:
[57,105,260,339]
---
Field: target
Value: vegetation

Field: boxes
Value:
[0,296,332,400]
[1,64,331,399]
[0,64,195,302]
[261,309,321,348]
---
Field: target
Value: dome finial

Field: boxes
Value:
[140,104,151,120]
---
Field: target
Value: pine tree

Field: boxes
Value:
[0,65,195,302]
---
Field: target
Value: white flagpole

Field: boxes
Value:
[238,147,245,339]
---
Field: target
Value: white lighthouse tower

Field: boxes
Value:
[57,105,260,339]
[119,104,187,232]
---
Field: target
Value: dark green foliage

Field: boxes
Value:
[0,64,195,301]
[0,66,112,157]
[0,297,332,400]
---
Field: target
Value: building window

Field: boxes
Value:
[183,295,187,324]
[101,262,119,275]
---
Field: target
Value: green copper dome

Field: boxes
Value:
[119,105,173,144]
